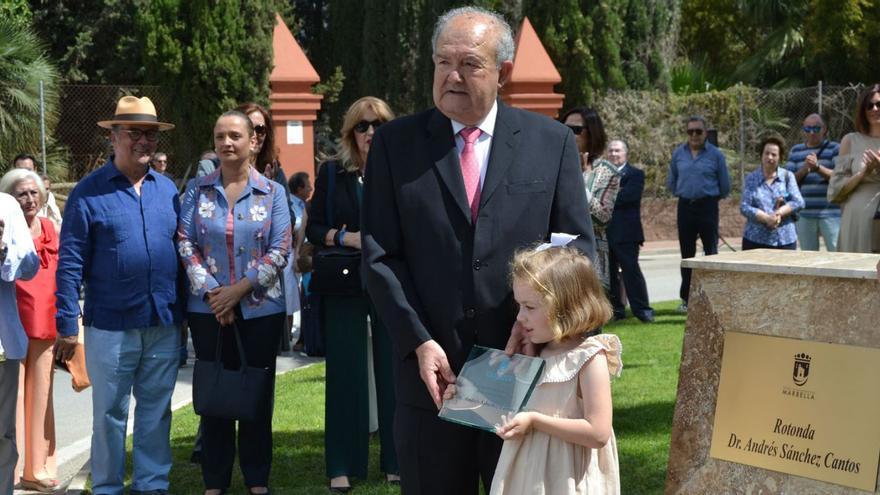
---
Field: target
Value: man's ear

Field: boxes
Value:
[498,60,514,87]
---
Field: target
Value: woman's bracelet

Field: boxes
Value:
[335,227,347,247]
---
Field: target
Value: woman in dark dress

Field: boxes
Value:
[306,96,398,492]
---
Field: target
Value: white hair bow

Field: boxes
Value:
[535,233,578,252]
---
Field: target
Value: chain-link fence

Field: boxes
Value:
[48,82,868,197]
[595,83,866,197]
[54,84,184,181]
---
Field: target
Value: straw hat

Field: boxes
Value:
[97,96,175,130]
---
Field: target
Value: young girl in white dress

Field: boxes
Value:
[487,246,622,494]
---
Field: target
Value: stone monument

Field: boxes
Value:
[666,249,880,494]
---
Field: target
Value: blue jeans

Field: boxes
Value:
[85,325,180,495]
[795,216,840,252]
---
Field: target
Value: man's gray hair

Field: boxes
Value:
[431,6,515,67]
[609,139,628,153]
[0,168,47,205]
[687,115,707,128]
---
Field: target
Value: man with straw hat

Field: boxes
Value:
[54,96,181,495]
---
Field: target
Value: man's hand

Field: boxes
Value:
[504,321,538,357]
[54,334,79,362]
[414,339,456,409]
[804,153,818,172]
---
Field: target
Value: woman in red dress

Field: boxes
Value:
[0,168,58,493]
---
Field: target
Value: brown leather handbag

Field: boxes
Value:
[54,329,91,392]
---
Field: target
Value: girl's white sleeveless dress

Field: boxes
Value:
[490,334,622,495]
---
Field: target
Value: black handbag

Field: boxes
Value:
[310,161,364,296]
[310,246,363,295]
[192,323,274,422]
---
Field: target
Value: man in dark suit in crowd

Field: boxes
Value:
[361,6,595,494]
[606,139,654,323]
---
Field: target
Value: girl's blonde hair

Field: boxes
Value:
[336,96,395,172]
[511,246,612,341]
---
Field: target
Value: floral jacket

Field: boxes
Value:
[177,166,291,319]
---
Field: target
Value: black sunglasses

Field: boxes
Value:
[686,128,704,136]
[566,125,585,135]
[866,101,880,111]
[253,124,267,135]
[354,120,383,133]
[119,128,160,142]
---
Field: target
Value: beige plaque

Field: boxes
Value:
[710,331,880,491]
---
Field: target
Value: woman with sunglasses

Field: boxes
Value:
[306,96,399,492]
[561,107,621,288]
[828,84,880,253]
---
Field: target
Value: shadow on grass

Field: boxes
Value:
[168,430,399,494]
[619,447,669,495]
[614,400,675,435]
[615,401,675,494]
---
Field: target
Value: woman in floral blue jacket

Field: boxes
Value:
[740,135,804,250]
[178,110,291,495]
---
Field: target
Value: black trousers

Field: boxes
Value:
[395,403,502,494]
[608,241,653,317]
[677,198,720,303]
[741,237,796,250]
[189,311,284,490]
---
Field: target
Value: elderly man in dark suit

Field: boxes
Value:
[361,6,595,494]
[606,139,654,323]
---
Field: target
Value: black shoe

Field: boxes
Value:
[636,311,655,323]
[612,312,626,321]
[328,486,351,494]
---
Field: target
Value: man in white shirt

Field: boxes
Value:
[0,192,39,493]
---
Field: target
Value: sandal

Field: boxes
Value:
[385,473,401,485]
[19,478,60,493]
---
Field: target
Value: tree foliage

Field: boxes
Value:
[521,0,677,107]
[29,0,283,166]
[680,0,880,88]
[0,17,60,170]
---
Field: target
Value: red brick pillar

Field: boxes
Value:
[270,13,323,180]
[501,17,565,119]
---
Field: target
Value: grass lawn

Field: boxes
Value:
[127,301,685,494]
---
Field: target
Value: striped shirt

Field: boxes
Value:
[784,140,840,218]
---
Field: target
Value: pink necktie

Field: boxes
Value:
[459,127,482,222]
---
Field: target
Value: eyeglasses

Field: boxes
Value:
[566,125,584,135]
[686,128,704,136]
[354,120,383,133]
[802,125,822,133]
[118,128,160,142]
[866,102,880,111]
[254,124,267,135]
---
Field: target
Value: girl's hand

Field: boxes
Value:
[495,412,535,440]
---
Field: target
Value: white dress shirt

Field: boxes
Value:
[0,192,39,359]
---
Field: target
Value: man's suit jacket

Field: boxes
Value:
[362,101,596,411]
[607,162,645,244]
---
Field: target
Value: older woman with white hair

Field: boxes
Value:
[0,169,58,493]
